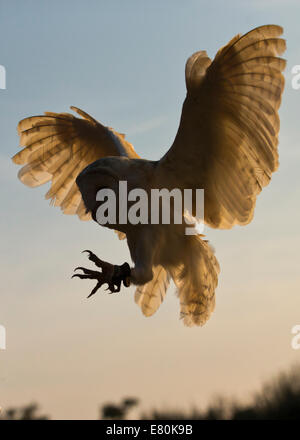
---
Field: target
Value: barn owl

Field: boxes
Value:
[12,25,286,326]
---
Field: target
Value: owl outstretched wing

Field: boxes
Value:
[13,106,139,220]
[158,25,286,229]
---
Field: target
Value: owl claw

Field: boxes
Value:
[72,251,131,296]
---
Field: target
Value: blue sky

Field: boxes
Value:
[1,0,300,419]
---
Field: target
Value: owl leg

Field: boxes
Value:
[72,250,131,297]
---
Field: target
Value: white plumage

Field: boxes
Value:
[12,25,286,326]
[135,265,170,318]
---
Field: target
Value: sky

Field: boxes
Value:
[0,0,300,419]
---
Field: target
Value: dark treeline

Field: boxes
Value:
[1,364,300,420]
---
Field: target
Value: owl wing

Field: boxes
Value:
[13,106,139,220]
[158,25,286,229]
[135,265,170,317]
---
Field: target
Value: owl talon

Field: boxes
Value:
[72,251,131,296]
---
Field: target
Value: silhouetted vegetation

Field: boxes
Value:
[1,365,300,420]
[101,397,139,419]
[142,364,300,420]
[0,403,48,420]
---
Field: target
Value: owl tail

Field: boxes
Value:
[171,235,220,327]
